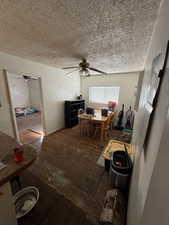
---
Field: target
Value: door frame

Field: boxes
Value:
[4,69,46,143]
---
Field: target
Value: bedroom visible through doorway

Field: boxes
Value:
[6,72,44,147]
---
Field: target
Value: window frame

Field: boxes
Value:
[88,86,120,104]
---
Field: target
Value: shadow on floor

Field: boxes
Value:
[12,170,94,225]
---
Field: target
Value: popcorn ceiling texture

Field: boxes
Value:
[0,0,161,73]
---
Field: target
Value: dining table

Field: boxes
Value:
[0,131,37,225]
[78,110,114,141]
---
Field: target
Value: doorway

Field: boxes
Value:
[5,71,45,148]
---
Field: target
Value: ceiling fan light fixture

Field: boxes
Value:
[79,69,84,76]
[79,69,90,77]
[85,69,90,77]
[79,69,86,76]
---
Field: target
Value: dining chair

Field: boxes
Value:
[93,114,112,140]
[110,111,116,131]
[86,107,94,115]
[103,114,112,139]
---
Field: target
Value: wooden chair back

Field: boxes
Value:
[104,113,112,129]
[109,112,116,130]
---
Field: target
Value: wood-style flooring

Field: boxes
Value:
[19,129,42,145]
[16,112,43,145]
[14,126,131,225]
[12,170,94,225]
[16,112,43,132]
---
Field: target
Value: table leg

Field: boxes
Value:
[101,122,104,141]
[79,119,82,135]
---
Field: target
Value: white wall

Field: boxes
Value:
[28,79,41,111]
[81,72,139,111]
[0,52,80,136]
[140,108,169,225]
[127,0,169,225]
[8,74,30,108]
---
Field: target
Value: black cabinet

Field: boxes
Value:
[65,100,85,128]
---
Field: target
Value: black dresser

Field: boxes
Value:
[65,100,85,128]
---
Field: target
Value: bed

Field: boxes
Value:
[15,107,39,117]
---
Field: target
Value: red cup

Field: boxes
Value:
[14,147,24,163]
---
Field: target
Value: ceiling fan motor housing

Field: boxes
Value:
[79,59,90,69]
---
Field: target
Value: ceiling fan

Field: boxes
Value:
[62,59,107,76]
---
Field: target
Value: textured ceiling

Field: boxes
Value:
[0,0,161,73]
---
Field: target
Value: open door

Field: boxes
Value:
[5,70,45,146]
[0,69,17,138]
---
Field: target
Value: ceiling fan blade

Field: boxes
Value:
[89,67,107,74]
[66,68,79,75]
[62,66,79,69]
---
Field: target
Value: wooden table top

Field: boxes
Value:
[0,131,37,186]
[78,111,114,123]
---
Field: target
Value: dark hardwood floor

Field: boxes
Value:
[13,126,131,225]
[12,170,94,225]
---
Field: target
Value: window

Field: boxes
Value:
[89,86,120,104]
